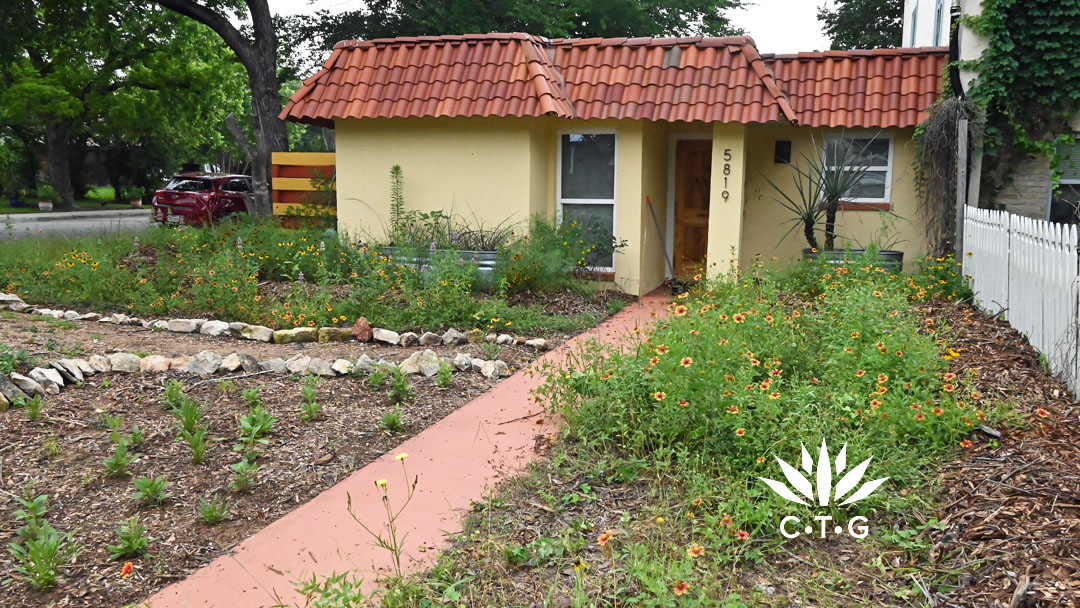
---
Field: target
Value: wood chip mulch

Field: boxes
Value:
[0,370,498,608]
[924,300,1080,607]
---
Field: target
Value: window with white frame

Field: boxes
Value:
[910,2,919,46]
[824,134,894,204]
[559,133,616,269]
[1049,141,1080,224]
[933,0,945,45]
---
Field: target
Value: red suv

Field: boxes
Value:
[151,173,252,226]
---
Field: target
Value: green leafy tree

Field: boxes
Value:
[0,1,246,206]
[288,0,746,65]
[148,0,289,216]
[818,0,902,50]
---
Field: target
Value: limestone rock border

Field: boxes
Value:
[2,292,552,351]
[1,348,513,407]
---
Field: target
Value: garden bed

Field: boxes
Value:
[0,367,501,608]
[372,263,1077,606]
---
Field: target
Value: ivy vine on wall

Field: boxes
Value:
[964,0,1080,202]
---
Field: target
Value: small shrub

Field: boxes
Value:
[388,367,414,405]
[229,458,259,492]
[380,407,404,433]
[367,368,388,391]
[8,521,82,590]
[103,441,135,477]
[435,360,453,388]
[299,375,322,422]
[127,426,146,450]
[240,404,276,439]
[13,492,48,540]
[163,379,186,409]
[171,396,202,434]
[478,342,503,360]
[241,386,263,409]
[217,378,238,394]
[22,395,44,421]
[42,437,61,459]
[132,475,171,506]
[197,494,234,525]
[107,516,150,559]
[179,426,209,465]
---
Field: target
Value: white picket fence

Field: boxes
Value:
[963,206,1080,395]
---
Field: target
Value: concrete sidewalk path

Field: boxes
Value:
[147,292,669,608]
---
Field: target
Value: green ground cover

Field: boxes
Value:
[317,254,997,607]
[0,217,620,334]
[1,186,132,214]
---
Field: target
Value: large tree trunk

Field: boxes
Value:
[151,0,288,216]
[44,117,74,208]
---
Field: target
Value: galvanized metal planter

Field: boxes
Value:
[803,248,905,271]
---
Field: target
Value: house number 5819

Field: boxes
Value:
[721,148,733,202]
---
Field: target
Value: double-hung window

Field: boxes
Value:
[933,0,945,46]
[1050,142,1080,224]
[909,2,919,46]
[558,133,616,269]
[824,134,894,206]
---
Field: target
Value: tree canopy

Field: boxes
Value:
[280,0,746,76]
[817,0,902,50]
[0,0,247,204]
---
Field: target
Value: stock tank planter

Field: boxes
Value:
[803,248,904,271]
[381,247,498,278]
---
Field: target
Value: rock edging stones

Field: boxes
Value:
[3,293,554,351]
[2,349,514,405]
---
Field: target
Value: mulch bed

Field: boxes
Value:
[0,370,498,607]
[924,301,1080,607]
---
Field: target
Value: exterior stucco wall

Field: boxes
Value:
[995,155,1051,219]
[740,124,928,269]
[334,117,536,244]
[639,121,670,293]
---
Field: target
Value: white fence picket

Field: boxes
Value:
[962,205,1080,395]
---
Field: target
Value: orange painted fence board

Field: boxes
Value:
[271,152,336,217]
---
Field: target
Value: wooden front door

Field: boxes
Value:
[673,140,712,276]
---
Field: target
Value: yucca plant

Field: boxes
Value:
[764,131,884,251]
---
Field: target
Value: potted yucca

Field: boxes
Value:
[765,133,903,269]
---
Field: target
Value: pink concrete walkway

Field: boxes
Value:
[147,293,668,608]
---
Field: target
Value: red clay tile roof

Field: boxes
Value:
[281,34,947,129]
[546,36,796,124]
[283,33,574,127]
[764,47,948,128]
[282,33,797,126]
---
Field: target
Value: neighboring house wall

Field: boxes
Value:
[740,124,927,268]
[903,0,950,47]
[993,155,1053,219]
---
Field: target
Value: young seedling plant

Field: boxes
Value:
[107,516,150,559]
[132,475,172,506]
[299,375,322,422]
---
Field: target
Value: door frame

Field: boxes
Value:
[665,133,713,279]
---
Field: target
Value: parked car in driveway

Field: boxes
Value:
[151,173,252,226]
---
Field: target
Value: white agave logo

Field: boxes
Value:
[759,439,888,507]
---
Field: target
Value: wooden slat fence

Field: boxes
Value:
[271,152,336,216]
[963,205,1080,394]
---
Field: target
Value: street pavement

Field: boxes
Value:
[0,208,152,240]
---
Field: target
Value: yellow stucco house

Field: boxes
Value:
[281,33,948,296]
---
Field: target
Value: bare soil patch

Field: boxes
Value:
[0,369,499,608]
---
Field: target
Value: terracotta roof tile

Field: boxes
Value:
[764,46,948,128]
[282,35,945,129]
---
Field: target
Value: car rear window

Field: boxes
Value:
[165,178,213,192]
